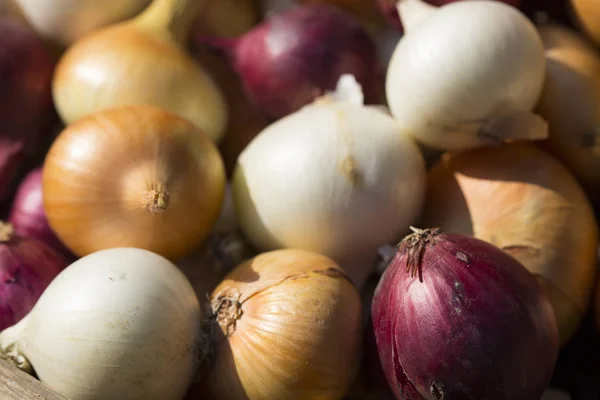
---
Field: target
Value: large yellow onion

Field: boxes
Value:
[536,25,600,201]
[205,249,362,400]
[43,105,226,261]
[421,143,598,345]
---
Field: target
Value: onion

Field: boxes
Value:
[42,105,226,261]
[201,3,383,120]
[52,0,228,144]
[570,0,600,47]
[421,143,598,345]
[191,45,269,177]
[0,18,56,185]
[0,221,68,331]
[376,0,521,32]
[13,0,150,47]
[0,247,201,400]
[386,0,548,151]
[192,0,260,38]
[232,75,426,287]
[372,228,559,400]
[204,249,362,399]
[8,168,71,257]
[535,25,600,200]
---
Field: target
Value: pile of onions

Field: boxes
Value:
[8,168,71,258]
[13,0,150,47]
[0,18,55,202]
[376,0,521,32]
[232,75,426,287]
[42,105,226,261]
[53,0,228,143]
[535,25,600,200]
[570,0,600,47]
[201,3,383,120]
[421,143,598,345]
[0,247,201,400]
[386,0,548,151]
[372,228,559,399]
[0,221,68,331]
[204,249,362,399]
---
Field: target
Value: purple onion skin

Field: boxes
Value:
[205,3,383,120]
[8,168,74,259]
[371,230,559,400]
[377,0,521,33]
[0,18,56,155]
[0,228,69,330]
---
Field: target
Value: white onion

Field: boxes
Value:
[232,75,426,287]
[386,0,548,151]
[0,248,201,400]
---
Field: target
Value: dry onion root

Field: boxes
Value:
[42,105,226,261]
[421,143,598,345]
[203,249,362,400]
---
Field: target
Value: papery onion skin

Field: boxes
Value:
[421,143,598,345]
[0,222,68,331]
[8,168,72,258]
[372,229,559,400]
[535,25,600,201]
[204,3,383,120]
[385,1,547,151]
[0,247,201,400]
[232,86,426,287]
[206,249,362,400]
[42,105,226,261]
[376,0,521,32]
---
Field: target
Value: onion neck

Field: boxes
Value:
[396,0,437,33]
[135,0,207,43]
[0,221,15,243]
[0,315,32,375]
[399,227,442,282]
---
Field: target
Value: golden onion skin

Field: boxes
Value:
[422,143,598,346]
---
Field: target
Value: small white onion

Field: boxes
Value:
[232,75,426,286]
[0,248,201,400]
[386,0,548,151]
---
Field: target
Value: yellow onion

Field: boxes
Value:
[570,0,600,47]
[205,249,362,400]
[52,0,228,143]
[536,25,600,201]
[42,105,226,261]
[421,143,598,345]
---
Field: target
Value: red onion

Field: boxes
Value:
[371,228,559,400]
[377,0,521,32]
[0,18,56,156]
[198,3,383,120]
[0,221,69,330]
[8,168,72,258]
